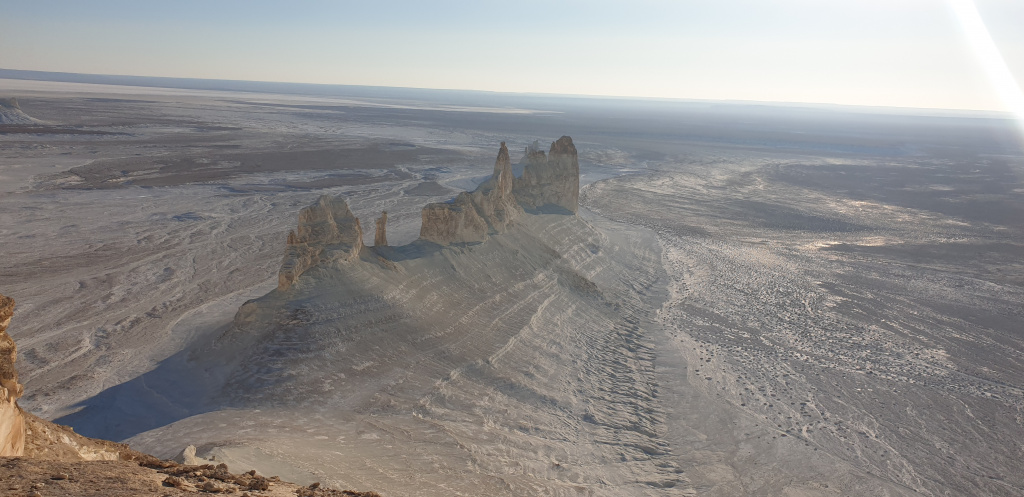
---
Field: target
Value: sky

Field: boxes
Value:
[1,0,1023,113]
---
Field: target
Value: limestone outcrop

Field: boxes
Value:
[374,211,388,247]
[278,137,580,280]
[513,136,580,214]
[0,97,40,125]
[420,192,489,244]
[419,141,531,245]
[279,195,364,290]
[469,141,524,234]
[0,293,25,456]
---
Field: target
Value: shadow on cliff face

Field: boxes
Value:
[55,345,228,441]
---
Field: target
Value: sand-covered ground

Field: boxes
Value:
[582,150,1024,495]
[2,78,1023,495]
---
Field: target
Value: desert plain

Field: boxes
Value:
[1,73,1023,496]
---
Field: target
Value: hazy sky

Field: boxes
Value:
[2,0,1022,112]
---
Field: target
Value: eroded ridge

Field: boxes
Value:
[278,196,365,290]
[420,140,523,244]
[280,137,580,288]
[146,136,689,495]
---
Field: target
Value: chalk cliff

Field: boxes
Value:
[514,136,580,214]
[420,137,582,245]
[279,195,364,290]
[420,141,526,245]
[420,192,489,244]
[468,141,523,234]
[278,137,579,284]
[0,294,25,456]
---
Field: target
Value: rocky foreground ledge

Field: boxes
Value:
[0,293,382,496]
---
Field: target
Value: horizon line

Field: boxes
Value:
[0,66,1015,119]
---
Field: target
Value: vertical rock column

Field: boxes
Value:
[375,211,388,246]
[0,294,25,456]
[420,141,526,245]
[469,141,523,233]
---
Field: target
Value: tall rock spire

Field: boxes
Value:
[420,137,580,245]
[374,211,388,247]
[493,142,514,197]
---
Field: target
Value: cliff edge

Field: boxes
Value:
[0,294,25,456]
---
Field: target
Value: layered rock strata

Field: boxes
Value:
[279,137,580,285]
[279,195,364,290]
[420,136,582,246]
[0,294,25,456]
[513,136,580,214]
[419,192,489,244]
[467,141,523,234]
[420,141,525,245]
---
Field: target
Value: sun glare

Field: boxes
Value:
[948,0,1024,133]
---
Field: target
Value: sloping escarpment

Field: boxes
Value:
[175,213,679,495]
[101,136,688,494]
